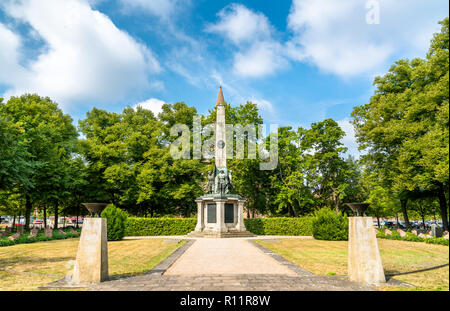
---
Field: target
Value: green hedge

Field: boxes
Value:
[0,228,81,247]
[244,217,313,236]
[376,229,449,246]
[125,217,196,236]
[124,217,314,236]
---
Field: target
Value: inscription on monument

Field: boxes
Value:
[207,204,217,223]
[225,203,234,223]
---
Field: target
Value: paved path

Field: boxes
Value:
[85,238,375,291]
[165,238,296,275]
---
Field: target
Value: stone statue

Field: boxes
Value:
[226,170,233,193]
[207,170,215,194]
[215,169,228,194]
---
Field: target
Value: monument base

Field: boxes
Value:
[348,217,386,285]
[72,218,108,284]
[188,194,255,238]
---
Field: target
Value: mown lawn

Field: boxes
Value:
[0,238,185,291]
[255,238,449,291]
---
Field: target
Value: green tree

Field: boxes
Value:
[0,94,78,230]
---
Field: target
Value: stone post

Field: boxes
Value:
[72,218,108,284]
[348,217,385,285]
[237,200,246,231]
[194,200,204,232]
[216,201,228,233]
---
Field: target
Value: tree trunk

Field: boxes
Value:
[377,216,380,228]
[43,205,47,228]
[395,213,399,229]
[76,206,79,229]
[54,203,59,229]
[12,214,16,232]
[437,182,449,231]
[400,199,410,229]
[25,195,32,232]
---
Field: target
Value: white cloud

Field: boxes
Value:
[207,4,287,78]
[0,0,161,108]
[206,4,272,44]
[133,98,166,116]
[233,41,288,77]
[118,0,180,19]
[0,23,27,85]
[286,0,448,77]
[337,118,361,158]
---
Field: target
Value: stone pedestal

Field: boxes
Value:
[348,217,386,285]
[72,218,108,284]
[189,194,254,238]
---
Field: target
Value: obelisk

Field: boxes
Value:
[189,86,254,237]
[215,86,227,169]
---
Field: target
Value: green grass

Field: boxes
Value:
[0,238,185,290]
[255,238,449,291]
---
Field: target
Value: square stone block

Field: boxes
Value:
[348,217,386,285]
[72,218,108,284]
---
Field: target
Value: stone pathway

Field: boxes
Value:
[165,238,297,276]
[88,238,375,291]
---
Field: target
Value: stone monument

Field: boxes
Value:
[189,87,254,238]
[72,203,109,284]
[346,203,386,285]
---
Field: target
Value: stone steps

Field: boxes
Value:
[187,230,255,238]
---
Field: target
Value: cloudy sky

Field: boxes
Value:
[0,0,448,156]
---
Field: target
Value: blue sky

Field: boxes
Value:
[0,0,448,157]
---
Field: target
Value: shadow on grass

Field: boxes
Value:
[385,262,449,278]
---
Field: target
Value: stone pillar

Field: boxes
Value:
[237,200,246,231]
[216,201,228,233]
[194,200,204,232]
[348,217,385,285]
[72,218,108,284]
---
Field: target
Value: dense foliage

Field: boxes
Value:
[100,204,128,241]
[0,19,448,233]
[312,208,349,241]
[125,217,196,236]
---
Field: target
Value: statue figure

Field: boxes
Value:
[215,169,227,194]
[207,170,215,194]
[226,170,233,193]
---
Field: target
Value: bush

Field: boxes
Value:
[312,208,348,241]
[244,217,313,236]
[0,228,81,247]
[125,217,196,236]
[376,228,449,246]
[101,204,128,241]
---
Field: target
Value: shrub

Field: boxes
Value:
[312,208,348,241]
[0,228,81,247]
[376,228,449,246]
[244,217,313,236]
[125,217,196,236]
[100,204,128,241]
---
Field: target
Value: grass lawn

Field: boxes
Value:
[0,238,185,291]
[255,238,449,291]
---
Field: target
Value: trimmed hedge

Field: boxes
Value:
[124,216,314,236]
[125,217,196,236]
[0,228,81,247]
[244,217,313,236]
[376,228,449,246]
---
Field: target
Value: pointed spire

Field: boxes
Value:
[216,86,225,106]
